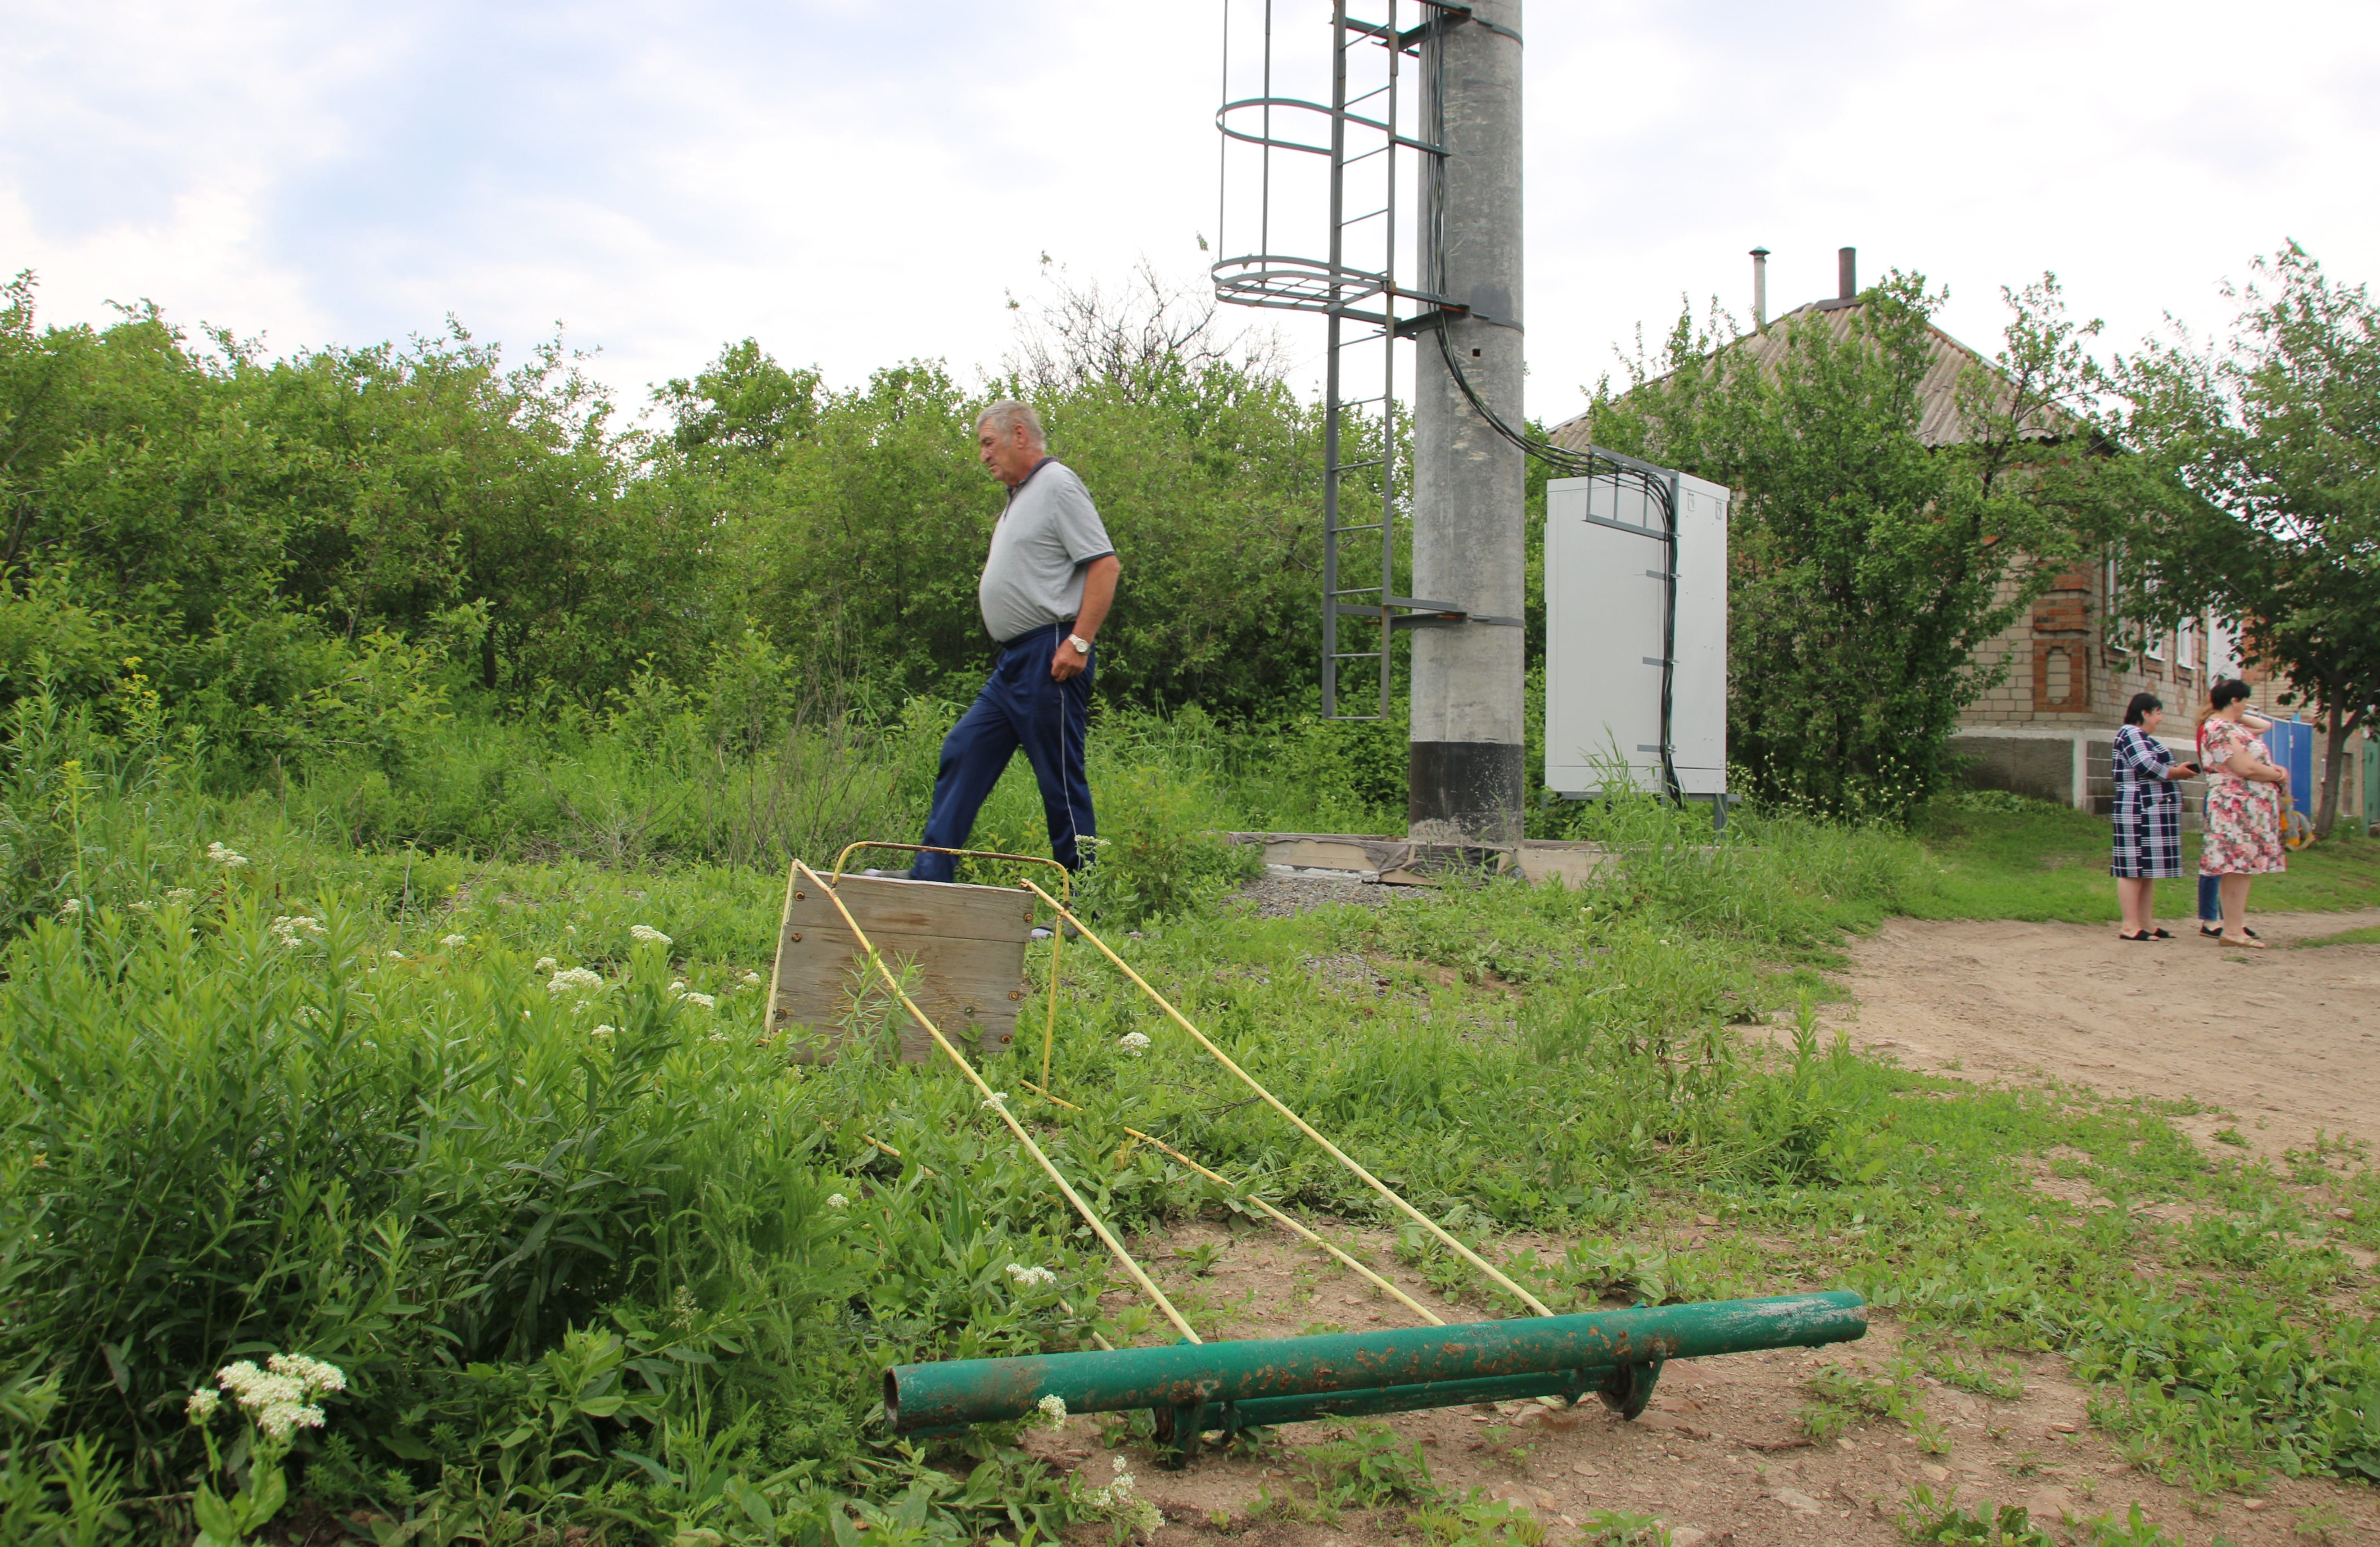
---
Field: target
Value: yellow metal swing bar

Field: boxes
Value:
[1017,878,1556,1319]
[795,860,1198,1346]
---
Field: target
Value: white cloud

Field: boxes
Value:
[3,0,2375,427]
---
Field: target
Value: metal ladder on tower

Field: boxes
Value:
[1213,1,1481,720]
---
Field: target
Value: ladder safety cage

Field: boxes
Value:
[1213,0,1481,719]
[1215,3,1678,728]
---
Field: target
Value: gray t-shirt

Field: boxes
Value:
[977,459,1116,644]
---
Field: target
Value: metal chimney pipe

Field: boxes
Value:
[1750,247,1770,326]
[1838,246,1856,301]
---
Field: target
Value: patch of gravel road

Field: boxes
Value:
[1228,872,1396,918]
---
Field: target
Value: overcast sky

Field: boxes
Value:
[6,0,2376,429]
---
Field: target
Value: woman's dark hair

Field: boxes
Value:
[2209,678,2254,711]
[2123,692,2163,726]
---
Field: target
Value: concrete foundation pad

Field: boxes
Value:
[1225,833,1612,889]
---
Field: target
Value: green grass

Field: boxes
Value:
[5,708,2380,1543]
[1910,794,2380,923]
[2297,924,2380,948]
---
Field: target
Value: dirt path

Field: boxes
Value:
[1010,908,2380,1546]
[1031,1219,2377,1547]
[1822,907,2380,1160]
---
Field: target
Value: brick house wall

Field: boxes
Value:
[1951,562,2226,815]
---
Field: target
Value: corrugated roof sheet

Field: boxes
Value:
[1546,299,2065,455]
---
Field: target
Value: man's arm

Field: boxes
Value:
[1052,555,1120,681]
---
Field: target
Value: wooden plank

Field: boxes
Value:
[768,870,1035,1065]
[798,872,1035,943]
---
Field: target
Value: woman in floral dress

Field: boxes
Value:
[2198,679,2291,949]
[2109,693,2195,940]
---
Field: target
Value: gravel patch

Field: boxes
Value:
[1229,871,1398,918]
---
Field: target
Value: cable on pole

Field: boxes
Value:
[1423,318,1688,807]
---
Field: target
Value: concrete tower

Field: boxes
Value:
[1408,0,1525,846]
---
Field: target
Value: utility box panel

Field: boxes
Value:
[1544,469,1728,798]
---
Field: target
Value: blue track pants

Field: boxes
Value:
[913,625,1095,884]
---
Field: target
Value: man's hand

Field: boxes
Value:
[1052,555,1120,682]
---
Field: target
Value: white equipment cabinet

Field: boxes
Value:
[1543,469,1729,803]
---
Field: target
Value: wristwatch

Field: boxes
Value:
[1067,633,1092,656]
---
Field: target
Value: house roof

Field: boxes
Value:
[1545,298,2064,455]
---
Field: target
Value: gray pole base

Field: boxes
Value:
[1408,741,1526,848]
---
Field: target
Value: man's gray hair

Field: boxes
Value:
[975,399,1045,444]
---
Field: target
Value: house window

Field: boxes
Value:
[2145,628,2165,661]
[2177,616,2198,671]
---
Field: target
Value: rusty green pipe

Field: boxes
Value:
[885,1290,1862,1434]
[1212,1364,1628,1433]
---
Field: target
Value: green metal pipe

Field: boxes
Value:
[1218,1368,1597,1432]
[885,1290,1863,1433]
[1213,1356,1665,1434]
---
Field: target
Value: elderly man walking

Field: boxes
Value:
[909,400,1121,885]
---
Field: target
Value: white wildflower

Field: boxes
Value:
[212,1354,343,1445]
[1005,1263,1057,1289]
[271,915,326,946]
[57,898,82,917]
[667,979,686,997]
[1035,1393,1067,1430]
[826,1193,849,1209]
[546,966,603,996]
[205,841,249,868]
[439,933,468,948]
[741,970,763,985]
[684,992,715,1010]
[185,1388,220,1423]
[591,1024,618,1037]
[708,1030,727,1042]
[268,1353,346,1394]
[533,956,558,973]
[257,1401,323,1441]
[630,925,672,946]
[1117,1031,1151,1056]
[165,887,196,903]
[130,899,156,912]
[981,1092,1009,1110]
[1085,1455,1161,1536]
[387,950,405,960]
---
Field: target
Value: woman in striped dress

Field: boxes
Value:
[2110,693,2196,941]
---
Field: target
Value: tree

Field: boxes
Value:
[1591,273,2104,820]
[2109,243,2380,836]
[1003,255,1280,403]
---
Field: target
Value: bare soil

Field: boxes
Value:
[1817,907,2380,1163]
[1016,908,2380,1545]
[1027,1219,2380,1546]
